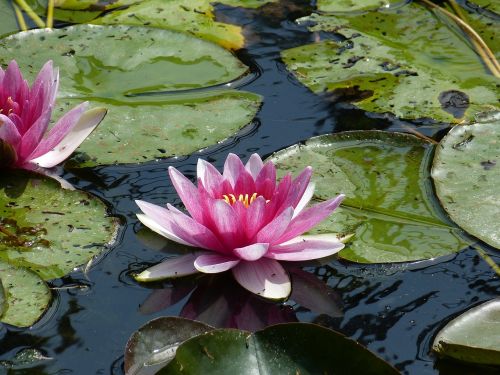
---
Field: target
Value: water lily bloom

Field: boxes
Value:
[136,153,345,300]
[0,60,106,170]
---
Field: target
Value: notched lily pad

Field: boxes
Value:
[159,323,399,374]
[125,317,214,375]
[432,121,500,249]
[282,2,499,122]
[0,170,118,280]
[432,298,500,366]
[0,261,51,327]
[271,131,469,263]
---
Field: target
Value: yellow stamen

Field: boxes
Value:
[222,192,261,208]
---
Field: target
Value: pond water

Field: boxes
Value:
[0,1,499,374]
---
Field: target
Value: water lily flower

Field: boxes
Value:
[0,60,106,170]
[136,153,345,300]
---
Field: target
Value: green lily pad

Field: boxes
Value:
[317,0,401,12]
[58,91,261,166]
[473,0,499,14]
[0,25,248,98]
[270,131,469,263]
[53,0,138,10]
[432,121,500,249]
[0,170,118,280]
[432,298,500,366]
[125,317,214,375]
[0,261,51,327]
[159,323,399,374]
[281,2,499,122]
[217,0,278,8]
[0,348,52,369]
[0,0,18,37]
[93,0,245,50]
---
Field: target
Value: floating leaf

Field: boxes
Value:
[0,170,118,280]
[0,348,52,369]
[217,0,278,8]
[93,0,244,50]
[159,323,399,374]
[0,261,51,327]
[125,317,214,375]
[472,0,499,15]
[270,131,469,263]
[317,0,403,12]
[58,91,261,166]
[432,121,500,249]
[432,298,500,366]
[281,2,499,122]
[0,0,18,37]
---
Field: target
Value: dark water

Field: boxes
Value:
[1,2,499,374]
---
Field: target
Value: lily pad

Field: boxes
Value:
[217,0,278,8]
[270,131,469,263]
[281,2,499,122]
[432,298,500,366]
[432,122,500,249]
[159,323,399,374]
[317,0,403,12]
[0,170,117,280]
[125,317,214,375]
[0,261,51,327]
[0,0,18,37]
[93,0,244,50]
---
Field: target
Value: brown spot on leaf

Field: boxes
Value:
[438,90,470,118]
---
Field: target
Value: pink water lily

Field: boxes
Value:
[0,60,106,170]
[136,153,345,299]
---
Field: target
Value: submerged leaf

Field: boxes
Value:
[432,121,500,249]
[281,2,499,122]
[0,261,51,327]
[159,323,399,374]
[0,170,118,280]
[271,131,469,263]
[432,298,500,366]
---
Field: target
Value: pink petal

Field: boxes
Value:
[29,61,58,113]
[135,253,202,281]
[233,167,256,197]
[30,107,106,168]
[197,158,224,197]
[136,213,195,247]
[267,234,344,261]
[223,153,245,187]
[0,114,21,147]
[206,199,242,250]
[255,161,276,196]
[277,194,345,244]
[232,258,291,300]
[233,243,269,261]
[286,166,312,209]
[194,254,240,273]
[168,166,204,223]
[17,107,52,160]
[244,196,267,239]
[292,181,315,219]
[245,153,264,179]
[4,61,25,98]
[255,206,294,244]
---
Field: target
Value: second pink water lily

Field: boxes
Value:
[136,153,345,299]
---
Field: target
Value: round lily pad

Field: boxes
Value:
[432,122,500,249]
[0,170,118,280]
[159,323,399,374]
[270,131,469,263]
[0,261,51,327]
[317,0,402,12]
[433,298,500,366]
[282,2,499,122]
[0,25,248,98]
[57,91,262,166]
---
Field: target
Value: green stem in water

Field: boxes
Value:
[13,2,28,31]
[14,0,45,28]
[474,245,500,277]
[47,0,54,29]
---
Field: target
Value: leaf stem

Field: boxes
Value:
[14,0,45,29]
[400,124,438,144]
[46,0,54,29]
[0,224,17,239]
[418,0,500,77]
[473,245,500,277]
[13,3,27,31]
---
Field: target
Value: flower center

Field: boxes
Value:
[222,193,261,208]
[0,97,18,116]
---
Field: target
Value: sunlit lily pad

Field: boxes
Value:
[218,0,278,8]
[432,298,500,366]
[125,317,214,375]
[159,323,399,374]
[432,122,500,249]
[0,261,51,327]
[0,170,118,280]
[281,2,499,122]
[271,131,469,263]
[0,0,18,37]
[93,0,244,50]
[317,0,403,12]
